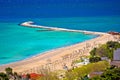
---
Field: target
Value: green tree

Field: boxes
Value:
[96,44,113,59]
[101,68,120,80]
[0,72,9,80]
[89,57,101,63]
[5,67,13,75]
[107,41,120,49]
[89,41,120,60]
[90,48,97,57]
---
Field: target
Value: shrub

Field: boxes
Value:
[90,48,97,57]
[107,41,120,49]
[89,57,101,63]
[0,72,9,80]
[5,67,13,75]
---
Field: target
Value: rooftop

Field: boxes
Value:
[113,48,120,61]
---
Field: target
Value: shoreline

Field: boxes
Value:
[0,22,116,73]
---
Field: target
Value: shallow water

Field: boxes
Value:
[0,21,96,65]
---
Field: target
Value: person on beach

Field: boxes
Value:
[63,63,68,71]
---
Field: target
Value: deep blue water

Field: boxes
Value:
[0,0,120,18]
[0,0,120,65]
[34,17,120,32]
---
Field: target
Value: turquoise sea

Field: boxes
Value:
[0,19,97,65]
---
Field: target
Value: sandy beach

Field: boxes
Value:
[0,22,117,74]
